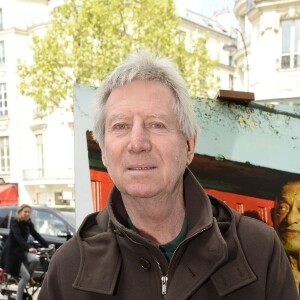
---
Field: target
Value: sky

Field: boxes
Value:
[175,0,237,27]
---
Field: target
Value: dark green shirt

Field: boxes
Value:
[128,216,188,262]
[159,216,188,262]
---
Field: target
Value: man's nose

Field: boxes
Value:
[127,124,151,153]
[286,206,300,224]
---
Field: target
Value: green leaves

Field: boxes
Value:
[17,0,218,112]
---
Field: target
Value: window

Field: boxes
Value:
[229,74,234,90]
[0,136,10,173]
[281,18,300,69]
[0,41,5,64]
[36,133,44,176]
[229,55,234,67]
[0,83,7,116]
[0,9,3,30]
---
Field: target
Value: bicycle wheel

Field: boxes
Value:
[23,292,33,300]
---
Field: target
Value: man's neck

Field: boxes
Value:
[122,194,186,246]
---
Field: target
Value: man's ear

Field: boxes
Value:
[99,144,107,167]
[186,135,196,166]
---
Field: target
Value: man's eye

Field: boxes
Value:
[151,123,165,129]
[113,124,127,130]
[277,204,290,213]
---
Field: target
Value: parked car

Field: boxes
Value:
[0,205,75,250]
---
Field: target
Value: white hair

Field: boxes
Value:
[93,50,197,145]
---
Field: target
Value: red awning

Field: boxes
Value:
[0,184,18,205]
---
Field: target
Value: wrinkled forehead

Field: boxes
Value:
[276,182,300,206]
[105,80,178,115]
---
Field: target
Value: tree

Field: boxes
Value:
[17,0,218,113]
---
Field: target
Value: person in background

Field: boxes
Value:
[272,180,300,295]
[39,50,298,299]
[39,220,55,235]
[0,204,49,300]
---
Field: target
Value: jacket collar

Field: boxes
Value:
[73,168,256,296]
[165,169,257,298]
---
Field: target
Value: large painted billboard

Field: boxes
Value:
[74,83,300,291]
[74,84,300,225]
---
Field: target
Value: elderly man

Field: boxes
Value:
[272,180,300,295]
[38,51,298,299]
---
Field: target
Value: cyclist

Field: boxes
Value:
[0,204,49,300]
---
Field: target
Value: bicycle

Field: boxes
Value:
[0,245,55,300]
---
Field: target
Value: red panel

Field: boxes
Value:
[90,169,113,212]
[205,188,274,225]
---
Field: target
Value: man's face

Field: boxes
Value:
[273,182,300,252]
[100,79,195,201]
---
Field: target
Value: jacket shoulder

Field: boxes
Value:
[236,212,279,262]
[238,213,274,237]
[77,209,109,239]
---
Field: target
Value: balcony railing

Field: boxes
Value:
[22,168,74,181]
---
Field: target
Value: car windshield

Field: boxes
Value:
[33,209,70,236]
[58,211,75,227]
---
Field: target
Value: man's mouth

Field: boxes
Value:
[281,228,300,235]
[128,166,156,170]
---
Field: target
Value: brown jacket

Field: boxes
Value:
[38,170,298,299]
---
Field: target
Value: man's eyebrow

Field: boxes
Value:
[106,114,128,123]
[107,113,171,120]
[147,113,171,120]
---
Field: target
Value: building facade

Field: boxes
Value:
[0,0,75,207]
[233,0,300,104]
[177,8,235,97]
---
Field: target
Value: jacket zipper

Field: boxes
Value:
[156,223,212,298]
[161,276,168,294]
[153,255,167,299]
